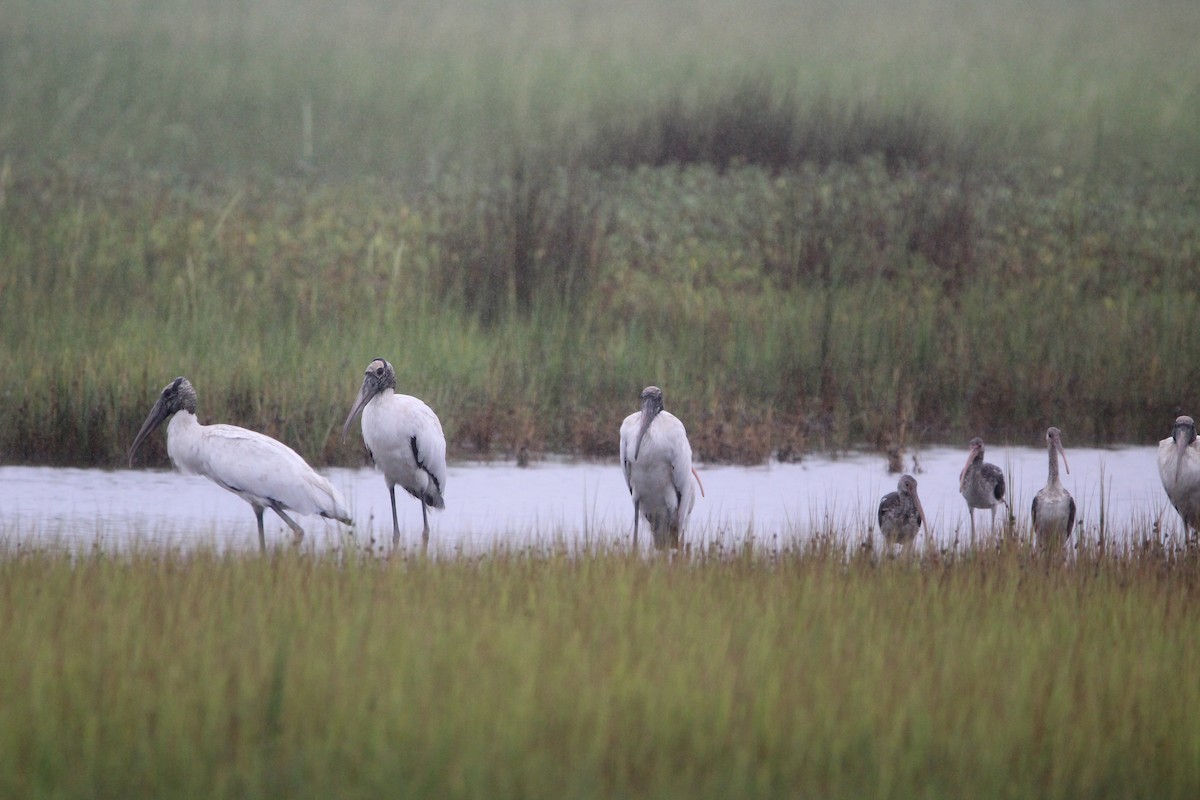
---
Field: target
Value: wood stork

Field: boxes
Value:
[128,377,352,551]
[1157,414,1200,539]
[877,474,927,547]
[343,358,447,549]
[618,386,703,550]
[959,436,1007,538]
[1031,426,1075,550]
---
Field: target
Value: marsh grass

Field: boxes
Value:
[3,0,1200,467]
[3,160,1198,466]
[1,533,1198,799]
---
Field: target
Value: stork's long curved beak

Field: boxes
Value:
[128,397,170,467]
[958,445,979,489]
[633,398,661,459]
[1056,440,1070,476]
[692,467,706,498]
[913,491,929,538]
[342,378,373,442]
[1175,430,1189,483]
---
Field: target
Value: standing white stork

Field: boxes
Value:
[1158,414,1200,540]
[618,386,703,550]
[1031,426,1075,550]
[877,474,927,548]
[343,358,447,549]
[959,436,1007,539]
[128,376,352,551]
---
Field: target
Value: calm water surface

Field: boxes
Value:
[0,445,1178,552]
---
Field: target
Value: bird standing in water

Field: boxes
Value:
[343,358,447,550]
[619,386,703,550]
[128,376,352,551]
[1158,414,1200,541]
[959,436,1007,539]
[1031,427,1075,550]
[877,474,927,548]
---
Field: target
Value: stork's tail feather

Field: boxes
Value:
[322,484,353,526]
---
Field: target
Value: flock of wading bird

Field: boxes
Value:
[127,359,1200,553]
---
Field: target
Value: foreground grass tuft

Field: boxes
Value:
[1,537,1198,799]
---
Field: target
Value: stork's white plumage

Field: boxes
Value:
[343,358,447,549]
[619,386,701,550]
[1031,426,1075,550]
[128,377,351,550]
[1158,415,1200,539]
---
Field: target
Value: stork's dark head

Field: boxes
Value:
[343,358,397,440]
[633,386,665,459]
[897,473,926,528]
[1046,427,1069,475]
[640,385,664,414]
[1170,415,1197,482]
[1172,416,1196,447]
[966,437,985,459]
[959,436,986,486]
[128,377,197,466]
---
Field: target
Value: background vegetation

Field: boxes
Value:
[2,540,1198,799]
[5,5,1200,796]
[2,0,1199,467]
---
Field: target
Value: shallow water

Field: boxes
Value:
[0,443,1182,553]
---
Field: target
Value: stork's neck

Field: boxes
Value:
[167,408,200,429]
[164,409,204,472]
[1046,441,1061,486]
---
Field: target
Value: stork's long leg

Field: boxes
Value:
[632,500,640,548]
[420,501,430,551]
[270,502,305,544]
[388,485,401,547]
[254,506,266,552]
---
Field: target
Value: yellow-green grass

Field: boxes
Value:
[2,161,1198,465]
[1,534,1198,799]
[4,0,1200,467]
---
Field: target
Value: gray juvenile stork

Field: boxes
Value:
[1158,415,1200,540]
[1031,426,1075,550]
[877,474,927,547]
[959,436,1007,538]
[343,358,447,549]
[618,386,704,550]
[128,377,352,551]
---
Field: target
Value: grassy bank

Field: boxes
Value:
[2,162,1198,465]
[1,538,1198,798]
[2,0,1199,467]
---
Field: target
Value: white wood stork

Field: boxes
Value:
[877,474,926,547]
[128,377,352,551]
[343,358,447,549]
[959,436,1007,539]
[1158,414,1200,540]
[618,386,703,550]
[1031,426,1075,550]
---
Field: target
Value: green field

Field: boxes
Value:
[1,541,1198,799]
[2,0,1199,466]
